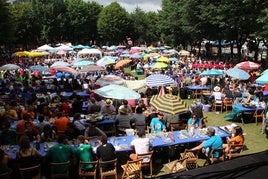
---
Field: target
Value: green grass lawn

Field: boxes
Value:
[124,67,268,154]
[123,67,268,176]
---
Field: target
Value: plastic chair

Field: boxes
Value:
[99,158,117,179]
[50,161,70,179]
[78,160,98,179]
[137,151,154,177]
[121,158,143,179]
[19,164,42,179]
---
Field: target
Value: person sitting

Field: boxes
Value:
[84,121,107,139]
[41,124,57,142]
[223,126,244,154]
[129,130,150,160]
[52,112,70,134]
[23,121,41,143]
[0,121,17,145]
[189,127,223,158]
[115,108,131,134]
[44,134,75,178]
[75,135,95,172]
[87,98,101,114]
[0,149,12,176]
[130,106,146,133]
[16,135,43,178]
[96,135,116,171]
[243,87,255,104]
[100,99,116,118]
[150,112,167,133]
[187,114,202,130]
[119,99,133,115]
[210,86,225,104]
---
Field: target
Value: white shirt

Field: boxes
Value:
[130,137,150,154]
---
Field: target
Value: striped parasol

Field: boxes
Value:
[146,74,176,87]
[235,61,260,70]
[149,94,189,114]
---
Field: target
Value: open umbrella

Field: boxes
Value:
[157,56,170,63]
[114,59,132,69]
[29,65,49,72]
[50,61,70,68]
[235,61,260,70]
[200,69,223,76]
[79,65,105,73]
[37,44,54,51]
[0,64,21,70]
[93,84,141,99]
[72,60,94,67]
[149,94,189,115]
[95,75,125,86]
[225,68,250,80]
[146,74,176,87]
[13,51,30,57]
[96,56,115,67]
[150,62,168,69]
[51,66,78,74]
[256,73,268,84]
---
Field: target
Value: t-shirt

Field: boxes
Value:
[187,118,202,128]
[96,143,116,161]
[203,135,223,158]
[47,143,74,174]
[150,117,166,133]
[76,144,93,170]
[130,137,150,155]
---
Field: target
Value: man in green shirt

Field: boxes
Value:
[75,135,94,171]
[45,134,74,176]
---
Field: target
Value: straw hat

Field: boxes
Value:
[213,86,221,92]
[105,99,113,106]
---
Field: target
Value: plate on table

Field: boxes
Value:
[115,144,128,150]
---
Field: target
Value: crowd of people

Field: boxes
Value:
[0,47,267,177]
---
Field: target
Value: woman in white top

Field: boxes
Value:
[129,130,150,160]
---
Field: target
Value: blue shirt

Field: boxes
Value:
[203,135,223,158]
[150,117,166,133]
[187,118,202,128]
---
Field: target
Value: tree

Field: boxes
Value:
[10,1,39,49]
[66,0,102,44]
[0,0,15,46]
[97,2,131,45]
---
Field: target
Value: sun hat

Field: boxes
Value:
[213,86,221,92]
[105,99,113,106]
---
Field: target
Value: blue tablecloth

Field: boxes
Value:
[96,118,115,125]
[186,85,210,90]
[224,104,264,120]
[61,91,90,98]
[4,127,229,158]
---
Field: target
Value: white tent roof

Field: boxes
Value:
[77,48,102,58]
